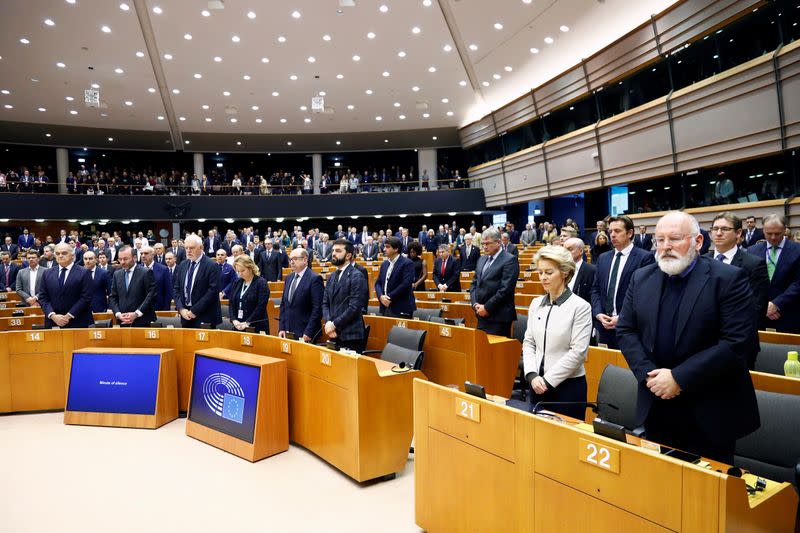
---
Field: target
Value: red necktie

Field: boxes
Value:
[441,259,446,277]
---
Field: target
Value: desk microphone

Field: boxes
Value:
[531,401,619,415]
[391,361,411,373]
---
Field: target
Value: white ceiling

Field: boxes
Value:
[0,0,678,141]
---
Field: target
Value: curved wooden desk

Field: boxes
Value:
[0,327,421,482]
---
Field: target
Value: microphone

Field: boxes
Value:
[531,401,619,415]
[391,361,411,373]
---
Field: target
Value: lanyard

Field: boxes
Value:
[240,282,251,299]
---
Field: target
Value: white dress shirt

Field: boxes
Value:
[567,259,583,291]
[608,242,635,316]
[714,246,738,265]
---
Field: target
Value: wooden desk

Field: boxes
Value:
[365,315,520,397]
[414,291,535,309]
[0,327,420,482]
[414,379,798,533]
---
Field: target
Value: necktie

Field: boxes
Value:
[59,267,67,288]
[185,261,197,304]
[288,274,301,303]
[715,254,725,262]
[91,269,95,280]
[481,255,494,276]
[441,259,446,277]
[767,246,778,280]
[125,269,131,289]
[385,261,394,293]
[605,252,623,315]
[4,265,8,286]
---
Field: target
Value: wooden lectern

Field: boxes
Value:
[185,348,288,462]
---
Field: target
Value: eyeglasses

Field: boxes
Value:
[710,226,735,233]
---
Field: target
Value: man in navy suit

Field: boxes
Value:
[109,246,157,327]
[469,228,520,337]
[0,252,21,292]
[564,238,597,305]
[169,239,187,263]
[323,239,369,352]
[214,249,237,299]
[279,248,324,342]
[374,236,416,318]
[203,230,221,257]
[398,229,411,255]
[140,246,174,311]
[433,244,461,292]
[1,236,19,260]
[633,225,653,251]
[591,215,655,349]
[617,212,759,463]
[81,251,111,313]
[174,234,222,328]
[347,227,360,247]
[37,243,93,328]
[258,239,284,282]
[17,229,35,252]
[742,216,765,248]
[458,234,480,272]
[747,214,800,333]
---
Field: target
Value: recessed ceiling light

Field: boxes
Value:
[147,88,155,93]
[101,25,111,33]
[289,74,298,80]
[384,139,389,143]
[323,34,332,41]
[304,118,311,123]
[393,102,401,107]
[336,74,344,79]
[504,65,513,72]
[243,74,251,80]
[365,89,373,95]
[319,91,326,96]
[443,44,452,52]
[286,141,292,145]
[423,0,432,6]
[152,6,162,14]
[136,51,145,58]
[544,36,554,44]
[493,73,501,80]
[124,100,133,106]
[66,0,76,4]
[247,11,256,19]
[205,117,212,122]
[367,32,376,39]
[231,35,240,43]
[446,111,454,116]
[375,116,382,121]
[469,44,478,51]
[307,56,316,63]
[352,55,361,61]
[202,104,209,110]
[56,62,66,68]
[482,81,490,87]
[223,91,231,96]
[271,91,279,96]
[280,118,287,123]
[172,88,180,94]
[560,25,570,32]
[65,95,73,100]
[411,26,421,34]
[185,140,190,145]
[201,9,210,16]
[214,56,222,62]
[255,118,262,123]
[459,80,467,86]
[432,136,438,140]
[44,18,55,26]
[382,71,390,77]
[237,141,242,145]
[412,86,420,91]
[441,97,449,103]
[45,133,52,137]
[108,137,114,141]
[3,104,13,109]
[19,38,30,44]
[493,22,503,30]
[178,116,186,121]
[300,105,307,111]
[38,107,47,112]
[184,33,192,40]
[164,53,173,60]
[251,105,259,111]
[1,90,10,95]
[157,115,164,120]
[399,114,406,119]
[91,83,100,89]
[114,67,124,74]
[347,104,354,110]
[277,36,286,43]
[530,47,539,54]
[379,4,388,13]
[230,117,237,123]
[398,51,407,58]
[194,73,202,79]
[422,113,430,118]
[522,0,532,3]
[291,10,301,19]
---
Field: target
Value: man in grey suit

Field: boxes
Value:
[520,224,537,248]
[15,250,48,307]
[470,228,520,337]
[108,246,157,327]
[314,233,333,263]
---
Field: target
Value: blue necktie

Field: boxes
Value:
[125,269,131,289]
[59,267,66,288]
[715,254,725,262]
[605,252,623,315]
[185,261,197,305]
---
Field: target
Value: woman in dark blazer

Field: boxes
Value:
[229,255,269,333]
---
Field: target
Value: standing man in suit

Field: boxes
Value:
[174,234,222,328]
[0,252,21,293]
[17,229,35,253]
[214,249,237,300]
[204,230,221,257]
[505,222,520,244]
[747,214,800,333]
[153,243,167,265]
[15,250,47,307]
[362,236,380,261]
[1,236,19,260]
[564,238,596,304]
[617,211,759,463]
[314,233,333,263]
[279,248,324,342]
[500,233,519,259]
[708,213,769,368]
[743,216,764,248]
[37,243,93,329]
[323,239,369,352]
[169,239,186,263]
[520,224,537,248]
[591,215,656,349]
[458,234,479,272]
[433,244,461,292]
[399,229,411,255]
[374,236,416,318]
[633,225,653,251]
[109,246,157,327]
[81,251,111,313]
[140,246,173,311]
[333,224,346,240]
[258,239,283,282]
[96,252,114,278]
[39,245,56,269]
[469,228,520,337]
[164,252,178,284]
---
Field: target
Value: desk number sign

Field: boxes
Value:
[579,438,620,474]
[455,397,480,422]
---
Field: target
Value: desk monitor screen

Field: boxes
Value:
[188,355,261,444]
[67,353,160,415]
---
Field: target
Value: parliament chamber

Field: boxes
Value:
[2,0,800,531]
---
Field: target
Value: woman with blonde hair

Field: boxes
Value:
[228,255,269,332]
[522,245,592,419]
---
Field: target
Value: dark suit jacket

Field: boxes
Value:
[148,261,173,311]
[352,262,370,312]
[87,267,111,313]
[469,251,520,324]
[229,276,269,332]
[699,229,711,255]
[169,246,187,263]
[38,263,93,328]
[322,265,368,341]
[0,263,21,291]
[590,246,656,319]
[616,258,760,445]
[217,261,237,299]
[362,243,380,261]
[17,234,35,250]
[258,249,283,282]
[633,233,652,250]
[743,228,764,248]
[204,236,221,256]
[173,255,222,326]
[374,256,416,315]
[501,243,518,257]
[221,239,241,256]
[748,239,800,333]
[458,245,479,272]
[279,269,324,339]
[433,257,461,292]
[109,265,157,326]
[571,261,596,305]
[1,243,19,260]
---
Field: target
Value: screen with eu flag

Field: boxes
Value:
[188,355,261,443]
[67,353,160,415]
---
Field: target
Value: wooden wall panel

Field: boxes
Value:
[585,24,660,90]
[778,42,800,150]
[470,161,506,207]
[534,66,588,116]
[494,94,536,135]
[503,146,549,205]
[544,127,603,196]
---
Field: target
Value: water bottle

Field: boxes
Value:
[784,351,800,378]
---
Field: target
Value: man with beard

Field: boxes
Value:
[322,239,368,352]
[616,211,759,463]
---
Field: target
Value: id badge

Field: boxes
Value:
[238,309,244,319]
